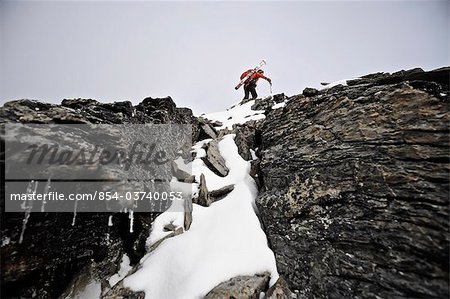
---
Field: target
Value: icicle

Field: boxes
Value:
[108,215,113,227]
[41,177,51,212]
[129,210,134,233]
[72,200,78,226]
[19,181,37,244]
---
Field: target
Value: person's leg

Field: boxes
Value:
[244,85,250,99]
[250,84,258,99]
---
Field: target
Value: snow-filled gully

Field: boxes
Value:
[122,133,279,299]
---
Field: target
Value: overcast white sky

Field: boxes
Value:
[1,1,448,114]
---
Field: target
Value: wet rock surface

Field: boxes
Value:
[256,67,450,298]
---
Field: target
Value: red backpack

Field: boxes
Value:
[240,69,253,80]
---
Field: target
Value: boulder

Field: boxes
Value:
[302,87,319,97]
[251,96,274,111]
[209,184,235,202]
[201,140,229,177]
[204,272,270,299]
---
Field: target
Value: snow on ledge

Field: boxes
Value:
[319,79,349,90]
[203,100,265,130]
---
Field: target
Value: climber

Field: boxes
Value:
[242,69,272,100]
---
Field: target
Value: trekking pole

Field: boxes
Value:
[270,82,273,95]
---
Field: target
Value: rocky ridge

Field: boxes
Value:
[1,66,449,298]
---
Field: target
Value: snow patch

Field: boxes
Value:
[272,101,286,109]
[319,79,349,90]
[203,100,265,130]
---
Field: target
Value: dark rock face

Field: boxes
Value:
[256,67,450,298]
[234,123,257,161]
[0,97,194,298]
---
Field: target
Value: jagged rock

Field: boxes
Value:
[302,87,318,97]
[195,173,212,207]
[135,96,177,123]
[256,67,450,298]
[251,97,274,111]
[184,197,193,231]
[201,140,229,177]
[209,184,235,202]
[62,99,134,119]
[204,272,270,299]
[272,93,287,104]
[200,123,218,139]
[264,276,295,299]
